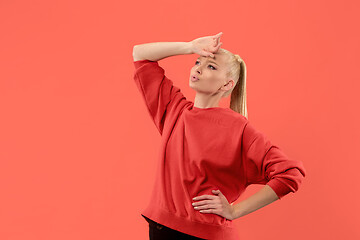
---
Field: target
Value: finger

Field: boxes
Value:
[213,38,218,47]
[203,52,213,58]
[199,209,216,214]
[212,42,223,53]
[210,45,221,55]
[214,32,223,38]
[214,37,220,48]
[193,195,216,201]
[215,32,223,42]
[203,50,214,58]
[193,195,210,201]
[213,33,221,43]
[193,200,211,206]
[199,50,210,58]
[212,32,222,41]
[195,203,217,211]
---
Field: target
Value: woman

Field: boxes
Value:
[132,32,306,240]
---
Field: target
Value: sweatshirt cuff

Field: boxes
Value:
[266,178,292,200]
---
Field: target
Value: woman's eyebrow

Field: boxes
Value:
[197,56,219,66]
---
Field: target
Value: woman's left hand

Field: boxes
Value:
[192,190,235,220]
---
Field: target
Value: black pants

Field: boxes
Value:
[142,215,205,240]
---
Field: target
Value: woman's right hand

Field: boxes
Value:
[189,32,223,58]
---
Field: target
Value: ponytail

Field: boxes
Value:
[230,57,248,119]
[215,48,248,119]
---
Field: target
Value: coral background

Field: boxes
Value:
[1,0,359,239]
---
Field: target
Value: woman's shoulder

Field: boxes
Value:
[224,107,248,122]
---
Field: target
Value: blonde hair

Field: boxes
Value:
[217,48,248,119]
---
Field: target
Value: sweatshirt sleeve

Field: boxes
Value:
[242,121,307,200]
[133,59,185,135]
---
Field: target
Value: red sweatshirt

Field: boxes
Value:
[133,59,306,240]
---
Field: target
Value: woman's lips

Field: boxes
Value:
[191,75,199,82]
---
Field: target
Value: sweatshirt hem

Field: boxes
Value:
[141,206,240,240]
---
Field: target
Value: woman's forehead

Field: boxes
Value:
[198,53,229,67]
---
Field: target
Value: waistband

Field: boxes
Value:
[142,214,164,230]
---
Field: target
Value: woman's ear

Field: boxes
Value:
[224,79,235,90]
[218,79,234,94]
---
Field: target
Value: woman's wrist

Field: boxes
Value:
[186,41,194,54]
[133,41,194,62]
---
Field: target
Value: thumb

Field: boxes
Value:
[200,50,214,58]
[212,189,221,194]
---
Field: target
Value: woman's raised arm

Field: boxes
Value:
[132,42,193,62]
[132,32,223,62]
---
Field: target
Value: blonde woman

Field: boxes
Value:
[132,32,306,240]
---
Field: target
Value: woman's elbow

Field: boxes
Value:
[133,45,145,61]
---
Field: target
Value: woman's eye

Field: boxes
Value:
[195,61,216,70]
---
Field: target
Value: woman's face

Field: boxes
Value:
[189,52,232,96]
